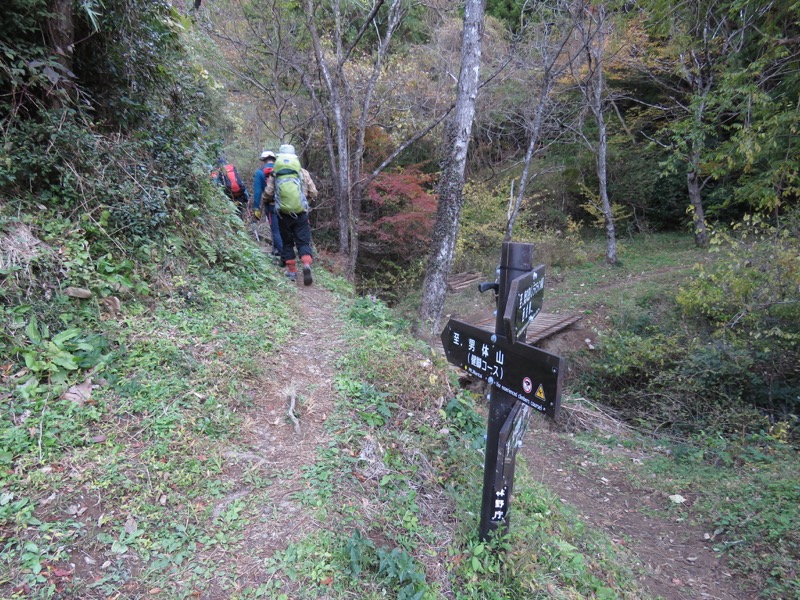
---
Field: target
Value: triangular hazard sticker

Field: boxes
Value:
[535,384,546,401]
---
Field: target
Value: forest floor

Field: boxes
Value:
[212,257,348,593]
[222,247,751,599]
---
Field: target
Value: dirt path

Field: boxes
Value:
[521,417,750,600]
[214,252,751,599]
[217,263,345,590]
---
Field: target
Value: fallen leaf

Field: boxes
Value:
[63,379,93,406]
[52,568,72,577]
[124,515,138,534]
[148,588,162,595]
[320,577,333,585]
[90,434,107,443]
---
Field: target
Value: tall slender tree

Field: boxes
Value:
[645,0,765,246]
[571,0,617,264]
[504,0,575,240]
[418,0,487,334]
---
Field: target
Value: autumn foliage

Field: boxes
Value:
[360,167,437,269]
[357,167,438,298]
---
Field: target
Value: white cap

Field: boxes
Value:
[278,144,296,155]
[260,150,276,160]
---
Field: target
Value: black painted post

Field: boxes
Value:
[478,242,534,541]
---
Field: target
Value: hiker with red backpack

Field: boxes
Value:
[252,150,283,257]
[214,158,250,219]
[262,144,318,285]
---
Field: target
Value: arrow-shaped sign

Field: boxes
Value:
[503,265,545,342]
[440,318,564,418]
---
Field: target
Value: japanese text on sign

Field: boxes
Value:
[452,331,506,382]
[491,486,508,522]
[441,318,564,419]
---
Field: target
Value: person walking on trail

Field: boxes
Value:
[215,158,250,219]
[252,150,283,256]
[263,143,318,285]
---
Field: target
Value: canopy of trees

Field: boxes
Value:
[2,0,798,423]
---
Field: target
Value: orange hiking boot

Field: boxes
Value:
[301,256,313,286]
[285,259,297,282]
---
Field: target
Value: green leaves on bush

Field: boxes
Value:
[578,211,800,434]
[17,315,110,387]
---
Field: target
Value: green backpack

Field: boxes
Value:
[273,154,308,215]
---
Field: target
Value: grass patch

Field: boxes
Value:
[0,267,294,598]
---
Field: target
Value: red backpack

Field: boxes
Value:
[222,164,242,195]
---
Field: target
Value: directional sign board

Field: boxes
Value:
[503,265,545,342]
[441,318,564,418]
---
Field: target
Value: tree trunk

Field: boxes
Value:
[586,3,616,264]
[305,0,352,257]
[48,0,74,72]
[597,107,617,264]
[345,0,404,281]
[505,84,549,241]
[687,163,708,247]
[686,98,709,248]
[418,0,486,335]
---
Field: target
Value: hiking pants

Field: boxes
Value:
[278,211,312,261]
[267,204,283,253]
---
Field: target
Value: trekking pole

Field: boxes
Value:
[248,208,260,242]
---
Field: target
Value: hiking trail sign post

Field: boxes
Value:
[440,242,564,540]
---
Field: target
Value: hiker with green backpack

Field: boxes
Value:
[263,144,318,285]
[252,150,283,257]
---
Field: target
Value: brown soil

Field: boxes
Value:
[521,419,751,600]
[521,266,751,599]
[219,256,345,591]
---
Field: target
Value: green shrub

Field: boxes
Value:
[677,213,800,419]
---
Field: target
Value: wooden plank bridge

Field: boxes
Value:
[472,312,583,345]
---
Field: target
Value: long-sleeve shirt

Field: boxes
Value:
[253,162,275,211]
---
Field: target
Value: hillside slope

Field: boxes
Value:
[4,237,772,599]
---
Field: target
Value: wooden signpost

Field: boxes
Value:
[440,242,564,540]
